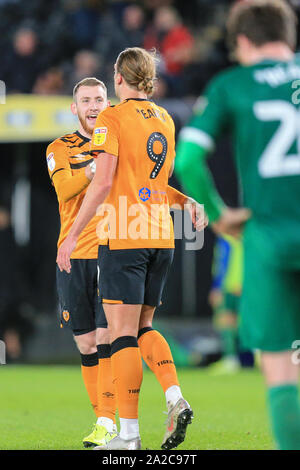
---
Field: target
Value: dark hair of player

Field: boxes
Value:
[227,0,298,53]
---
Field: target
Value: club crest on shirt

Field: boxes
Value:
[62,310,70,322]
[47,152,55,171]
[93,127,107,146]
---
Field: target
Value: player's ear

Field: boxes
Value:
[107,100,111,107]
[235,34,255,65]
[70,101,78,116]
[237,34,253,52]
[115,72,122,85]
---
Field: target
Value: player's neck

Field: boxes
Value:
[248,43,294,65]
[118,84,148,103]
[78,125,92,140]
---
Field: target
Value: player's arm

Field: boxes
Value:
[46,141,94,203]
[52,167,94,203]
[174,77,228,223]
[167,185,187,208]
[175,77,250,236]
[56,153,117,272]
[175,140,225,221]
[168,114,208,229]
[57,108,119,272]
[67,152,117,238]
[167,185,208,231]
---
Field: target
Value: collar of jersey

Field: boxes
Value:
[124,98,152,102]
[75,130,91,142]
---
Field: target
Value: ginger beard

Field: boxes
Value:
[77,108,98,137]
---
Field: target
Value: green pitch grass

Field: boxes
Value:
[0,365,274,450]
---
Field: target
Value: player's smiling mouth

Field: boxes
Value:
[87,114,98,123]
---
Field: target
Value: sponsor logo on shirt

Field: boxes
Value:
[47,152,55,171]
[139,187,151,201]
[93,127,107,146]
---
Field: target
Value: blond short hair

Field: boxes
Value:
[73,77,107,100]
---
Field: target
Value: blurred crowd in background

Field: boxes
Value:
[1,0,300,362]
[0,0,236,99]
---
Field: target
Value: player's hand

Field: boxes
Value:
[208,288,223,309]
[56,234,78,273]
[212,207,251,238]
[85,161,96,181]
[186,198,209,231]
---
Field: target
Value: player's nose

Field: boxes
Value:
[89,105,99,113]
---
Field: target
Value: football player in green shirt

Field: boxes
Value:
[175,0,300,450]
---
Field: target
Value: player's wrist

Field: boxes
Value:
[67,230,79,243]
[186,196,196,205]
[210,204,227,225]
[85,161,96,181]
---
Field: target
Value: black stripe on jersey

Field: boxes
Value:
[60,133,75,140]
[68,140,88,149]
[66,131,90,148]
[59,132,90,148]
[75,131,90,143]
[90,149,105,157]
[60,136,78,144]
[69,158,93,169]
[51,168,65,180]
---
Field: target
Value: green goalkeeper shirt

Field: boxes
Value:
[175,56,300,268]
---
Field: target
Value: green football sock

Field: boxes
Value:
[220,328,238,357]
[268,384,300,450]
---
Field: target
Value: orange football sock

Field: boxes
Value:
[138,327,179,392]
[110,336,143,419]
[97,344,117,422]
[80,352,99,416]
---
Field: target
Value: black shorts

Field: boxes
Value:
[56,259,107,335]
[98,245,174,306]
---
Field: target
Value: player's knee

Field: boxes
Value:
[73,332,97,355]
[110,326,138,343]
[96,327,110,345]
[261,351,299,386]
[138,318,153,331]
[139,305,156,330]
[76,343,97,355]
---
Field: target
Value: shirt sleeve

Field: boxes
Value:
[90,109,119,158]
[175,75,230,222]
[46,140,69,181]
[166,185,187,209]
[175,141,225,222]
[46,140,90,203]
[179,74,230,152]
